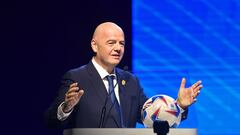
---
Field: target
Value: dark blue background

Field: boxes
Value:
[1,0,132,134]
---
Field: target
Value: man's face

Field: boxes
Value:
[92,25,125,69]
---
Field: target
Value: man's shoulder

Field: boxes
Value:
[61,64,90,81]
[116,67,136,80]
[67,61,93,74]
[68,64,88,73]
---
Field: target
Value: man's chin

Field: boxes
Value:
[110,60,121,66]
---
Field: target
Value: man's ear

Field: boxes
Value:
[91,39,97,53]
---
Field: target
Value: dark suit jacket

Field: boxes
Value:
[45,61,187,128]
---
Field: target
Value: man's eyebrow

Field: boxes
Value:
[106,39,116,43]
[106,39,125,44]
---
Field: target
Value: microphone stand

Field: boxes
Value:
[99,82,118,128]
[153,120,169,135]
[99,67,128,128]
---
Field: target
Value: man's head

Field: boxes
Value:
[91,22,125,73]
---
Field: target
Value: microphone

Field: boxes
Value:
[123,66,128,72]
[99,66,129,128]
[99,79,118,128]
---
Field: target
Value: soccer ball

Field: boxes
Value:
[142,94,182,128]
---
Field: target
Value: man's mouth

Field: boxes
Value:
[111,54,121,58]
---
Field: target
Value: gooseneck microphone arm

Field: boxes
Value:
[99,81,118,128]
[99,66,129,128]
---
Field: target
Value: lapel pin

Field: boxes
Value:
[122,80,126,86]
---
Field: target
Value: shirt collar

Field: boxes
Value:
[91,58,116,79]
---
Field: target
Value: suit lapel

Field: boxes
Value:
[86,61,108,104]
[86,61,121,127]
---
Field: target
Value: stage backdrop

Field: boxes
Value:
[133,0,240,135]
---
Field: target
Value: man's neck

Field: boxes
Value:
[93,57,114,74]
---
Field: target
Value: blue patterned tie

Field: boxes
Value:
[106,75,124,127]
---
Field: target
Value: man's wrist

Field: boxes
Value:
[62,102,73,113]
[176,98,187,110]
[57,102,73,121]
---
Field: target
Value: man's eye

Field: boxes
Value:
[120,42,125,46]
[108,42,115,45]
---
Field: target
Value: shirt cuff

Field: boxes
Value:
[57,102,73,121]
[176,102,185,114]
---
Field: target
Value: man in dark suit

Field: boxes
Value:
[45,22,203,129]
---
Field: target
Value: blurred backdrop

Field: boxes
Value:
[133,0,240,135]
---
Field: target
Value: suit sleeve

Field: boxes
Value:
[134,76,149,124]
[181,108,188,121]
[44,71,75,128]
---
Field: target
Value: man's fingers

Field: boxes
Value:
[77,90,84,98]
[193,84,203,96]
[65,97,77,104]
[67,86,79,94]
[69,82,78,88]
[193,90,200,98]
[65,89,84,102]
[66,92,79,99]
[197,85,203,90]
[64,82,84,110]
[66,90,84,98]
[192,98,197,104]
[191,80,202,89]
[180,78,186,89]
[193,84,203,93]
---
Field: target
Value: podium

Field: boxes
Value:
[63,128,197,135]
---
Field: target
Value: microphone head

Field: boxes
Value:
[123,66,129,71]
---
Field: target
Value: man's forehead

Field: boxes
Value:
[94,23,124,37]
